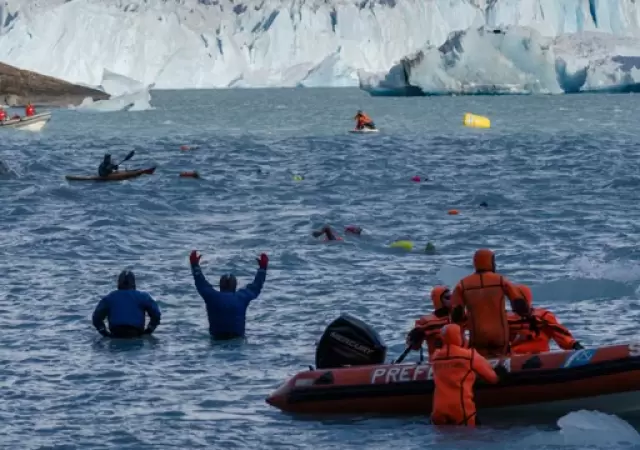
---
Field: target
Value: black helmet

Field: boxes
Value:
[103,154,112,162]
[219,274,237,292]
[117,270,136,290]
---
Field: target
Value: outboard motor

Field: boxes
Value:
[315,314,387,369]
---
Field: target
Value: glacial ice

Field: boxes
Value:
[71,70,154,112]
[0,0,639,94]
[361,26,640,95]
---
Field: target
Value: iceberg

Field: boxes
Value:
[71,70,154,112]
[362,26,640,96]
[0,0,639,93]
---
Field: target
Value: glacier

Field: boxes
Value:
[0,0,639,94]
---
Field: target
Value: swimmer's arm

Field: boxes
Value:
[191,264,219,301]
[92,297,109,332]
[236,268,267,306]
[142,293,162,332]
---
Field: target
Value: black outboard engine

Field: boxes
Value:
[315,314,387,369]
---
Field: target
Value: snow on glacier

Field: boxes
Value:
[0,0,640,92]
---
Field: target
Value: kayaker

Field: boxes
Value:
[508,284,584,354]
[406,285,462,359]
[25,102,35,117]
[431,323,503,427]
[92,270,162,338]
[0,107,6,121]
[449,249,530,357]
[98,154,119,177]
[189,250,268,340]
[354,110,376,130]
[312,225,362,241]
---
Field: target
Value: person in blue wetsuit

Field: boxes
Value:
[92,270,162,338]
[189,250,268,340]
[98,154,119,177]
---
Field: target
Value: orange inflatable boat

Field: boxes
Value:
[266,314,640,417]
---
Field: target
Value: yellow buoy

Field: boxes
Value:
[389,240,414,250]
[463,112,491,129]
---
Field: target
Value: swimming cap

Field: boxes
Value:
[117,270,136,290]
[219,274,237,293]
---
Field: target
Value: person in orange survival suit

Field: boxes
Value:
[25,102,35,117]
[406,286,464,359]
[450,249,531,357]
[508,284,584,354]
[431,323,504,427]
[354,110,376,130]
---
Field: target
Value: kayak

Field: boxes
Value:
[0,112,52,132]
[65,167,156,182]
[349,128,379,134]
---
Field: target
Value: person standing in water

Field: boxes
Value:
[92,270,162,338]
[189,250,268,340]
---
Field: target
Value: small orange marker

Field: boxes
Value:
[448,209,459,215]
[180,171,199,178]
[180,145,190,151]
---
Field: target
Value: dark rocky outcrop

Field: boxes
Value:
[0,62,109,107]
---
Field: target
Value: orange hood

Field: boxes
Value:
[430,286,450,310]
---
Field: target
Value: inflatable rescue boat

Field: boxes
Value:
[266,314,640,417]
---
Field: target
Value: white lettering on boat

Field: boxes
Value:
[370,358,509,384]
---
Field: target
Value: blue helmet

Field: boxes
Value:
[219,274,237,292]
[117,270,136,290]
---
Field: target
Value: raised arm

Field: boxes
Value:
[190,250,219,301]
[236,253,269,305]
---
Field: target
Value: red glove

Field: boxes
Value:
[190,250,201,265]
[257,253,268,269]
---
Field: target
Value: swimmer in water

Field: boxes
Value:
[312,225,362,241]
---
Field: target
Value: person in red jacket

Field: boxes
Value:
[354,110,376,130]
[450,249,530,357]
[406,286,458,359]
[431,323,503,427]
[25,102,35,117]
[508,284,583,354]
[0,107,6,121]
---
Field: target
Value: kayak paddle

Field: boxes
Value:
[116,150,135,166]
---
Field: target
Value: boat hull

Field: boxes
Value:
[65,167,156,182]
[0,112,52,132]
[266,344,640,417]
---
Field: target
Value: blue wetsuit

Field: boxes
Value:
[191,264,266,339]
[92,289,161,338]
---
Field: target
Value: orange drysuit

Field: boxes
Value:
[431,323,499,427]
[450,249,529,357]
[508,284,582,354]
[406,286,454,358]
[354,111,374,129]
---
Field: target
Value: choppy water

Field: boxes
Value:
[2,88,640,449]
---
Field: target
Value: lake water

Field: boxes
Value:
[2,88,640,449]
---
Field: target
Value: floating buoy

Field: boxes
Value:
[180,145,190,151]
[463,112,491,129]
[180,171,199,178]
[448,209,459,215]
[389,240,414,250]
[411,175,421,182]
[293,175,303,181]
